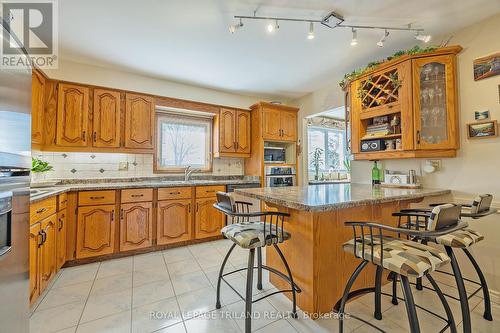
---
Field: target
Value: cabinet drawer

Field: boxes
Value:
[78,190,116,206]
[121,188,153,203]
[195,185,225,198]
[30,197,57,225]
[158,187,192,201]
[58,193,68,211]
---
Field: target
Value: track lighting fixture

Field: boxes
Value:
[229,18,243,34]
[307,22,315,40]
[376,29,389,47]
[267,19,279,33]
[415,31,431,43]
[350,28,357,46]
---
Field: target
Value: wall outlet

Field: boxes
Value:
[118,162,128,171]
[426,159,441,171]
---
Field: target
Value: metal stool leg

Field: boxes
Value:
[257,247,263,290]
[338,261,369,333]
[463,248,493,321]
[245,248,255,333]
[216,243,236,309]
[273,244,298,318]
[400,275,421,333]
[388,271,399,305]
[446,246,471,333]
[426,273,457,333]
[374,265,383,320]
[416,277,423,290]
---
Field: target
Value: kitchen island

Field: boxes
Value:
[235,183,451,316]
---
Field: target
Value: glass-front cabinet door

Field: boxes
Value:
[413,55,458,150]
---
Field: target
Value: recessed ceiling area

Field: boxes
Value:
[59,0,500,99]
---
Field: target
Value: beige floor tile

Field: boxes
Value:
[226,299,281,332]
[167,259,202,277]
[54,327,77,333]
[155,322,187,333]
[163,247,194,264]
[195,252,226,270]
[96,257,133,279]
[37,281,93,311]
[30,301,85,333]
[76,310,131,333]
[133,267,171,287]
[188,243,217,258]
[90,272,132,296]
[202,262,237,286]
[171,271,212,296]
[184,308,240,333]
[134,252,167,272]
[132,297,182,333]
[133,279,175,308]
[80,288,132,323]
[256,318,298,332]
[176,285,218,319]
[51,263,99,289]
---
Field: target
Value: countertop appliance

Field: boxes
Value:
[0,17,32,333]
[265,166,296,187]
[264,146,286,163]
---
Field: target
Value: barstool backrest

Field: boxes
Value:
[427,204,461,231]
[471,194,493,214]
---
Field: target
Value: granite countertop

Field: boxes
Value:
[235,183,451,212]
[30,177,260,203]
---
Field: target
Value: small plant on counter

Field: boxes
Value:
[31,157,53,173]
[310,148,324,181]
[343,158,351,174]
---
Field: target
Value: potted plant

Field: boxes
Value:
[310,148,324,181]
[31,157,53,183]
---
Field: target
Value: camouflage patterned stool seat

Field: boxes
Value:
[221,221,291,249]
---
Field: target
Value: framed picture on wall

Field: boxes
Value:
[474,110,490,120]
[467,120,498,139]
[473,52,500,81]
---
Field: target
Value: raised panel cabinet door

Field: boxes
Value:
[39,214,57,291]
[124,93,154,149]
[31,71,45,145]
[56,210,67,270]
[236,110,251,153]
[93,89,121,148]
[262,108,282,140]
[195,198,225,239]
[219,108,236,153]
[29,223,41,304]
[56,83,90,147]
[119,202,153,252]
[280,110,297,141]
[76,205,116,259]
[157,199,192,245]
[413,54,458,150]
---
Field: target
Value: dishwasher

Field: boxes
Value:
[226,183,261,221]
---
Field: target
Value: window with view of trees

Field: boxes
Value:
[156,113,212,172]
[308,126,347,174]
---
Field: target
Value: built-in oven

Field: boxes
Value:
[264,146,286,163]
[265,166,296,187]
[0,192,12,259]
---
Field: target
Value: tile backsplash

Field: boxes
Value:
[32,151,244,179]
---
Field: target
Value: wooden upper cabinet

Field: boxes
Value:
[93,89,121,148]
[262,108,282,140]
[76,205,116,259]
[29,223,41,304]
[124,93,154,149]
[32,70,45,145]
[280,110,297,141]
[56,83,90,147]
[236,110,251,153]
[39,214,57,291]
[56,210,67,270]
[219,108,237,153]
[157,199,192,245]
[194,197,225,239]
[119,202,153,252]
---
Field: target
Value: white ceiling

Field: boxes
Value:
[58,0,500,99]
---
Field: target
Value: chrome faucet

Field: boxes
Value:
[184,166,195,181]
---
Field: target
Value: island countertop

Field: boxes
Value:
[234,183,451,212]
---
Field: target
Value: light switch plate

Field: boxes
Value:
[426,159,441,171]
[118,162,128,171]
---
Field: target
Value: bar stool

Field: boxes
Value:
[213,192,301,333]
[392,195,497,333]
[337,204,468,333]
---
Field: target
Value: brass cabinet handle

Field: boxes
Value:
[36,207,47,214]
[58,218,64,231]
[196,202,199,212]
[120,209,124,220]
[188,203,191,213]
[131,194,144,198]
[111,210,115,221]
[90,196,105,200]
[169,191,181,195]
[416,130,421,144]
[82,131,86,141]
[93,132,97,142]
[37,231,44,247]
[60,200,67,205]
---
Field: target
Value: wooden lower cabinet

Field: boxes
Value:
[76,205,116,259]
[194,198,225,239]
[157,199,192,245]
[29,223,41,305]
[56,209,67,269]
[119,202,153,251]
[39,214,57,292]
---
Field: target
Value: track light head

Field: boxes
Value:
[377,29,389,47]
[350,28,357,46]
[415,31,431,43]
[229,18,243,34]
[307,22,315,40]
[267,20,279,33]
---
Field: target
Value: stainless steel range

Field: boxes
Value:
[265,166,296,187]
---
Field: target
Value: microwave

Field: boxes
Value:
[264,146,286,163]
